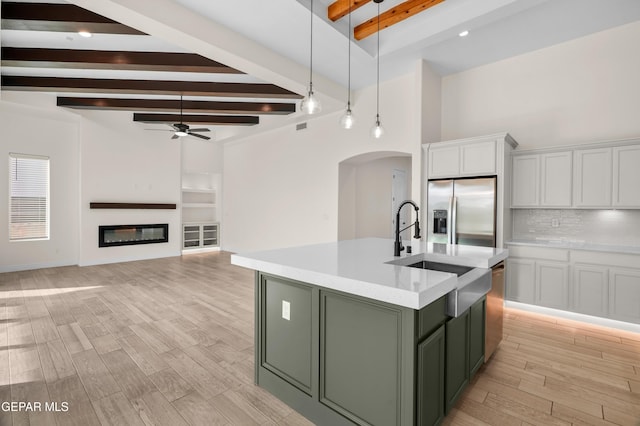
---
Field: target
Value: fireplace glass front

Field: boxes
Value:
[99,224,169,247]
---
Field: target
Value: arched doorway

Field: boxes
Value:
[338,151,412,240]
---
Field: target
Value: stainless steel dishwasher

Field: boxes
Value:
[485,261,505,361]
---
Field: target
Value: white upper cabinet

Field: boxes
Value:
[427,139,496,179]
[573,147,612,208]
[540,151,572,207]
[511,155,539,207]
[512,139,640,209]
[511,151,572,208]
[612,145,640,208]
[428,144,460,178]
[460,140,496,176]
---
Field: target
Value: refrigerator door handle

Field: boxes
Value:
[451,196,458,244]
[447,196,454,244]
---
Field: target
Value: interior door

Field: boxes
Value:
[391,169,408,237]
[453,177,496,247]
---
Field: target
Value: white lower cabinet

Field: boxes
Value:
[506,259,535,303]
[507,244,640,325]
[609,268,640,323]
[572,265,609,317]
[536,261,569,310]
[182,223,219,251]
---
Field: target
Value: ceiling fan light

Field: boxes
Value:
[175,131,188,137]
[459,30,470,37]
[78,31,92,38]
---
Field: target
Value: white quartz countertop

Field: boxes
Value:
[507,239,640,255]
[230,238,508,310]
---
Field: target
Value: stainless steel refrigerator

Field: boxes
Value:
[427,177,497,248]
[427,176,502,361]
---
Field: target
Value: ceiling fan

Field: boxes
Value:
[148,95,211,140]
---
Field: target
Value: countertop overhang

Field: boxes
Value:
[231,238,508,310]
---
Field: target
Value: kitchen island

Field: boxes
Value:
[231,238,507,426]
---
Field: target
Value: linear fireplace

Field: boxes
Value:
[99,224,169,248]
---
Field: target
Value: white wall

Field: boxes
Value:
[442,21,640,149]
[0,100,80,272]
[78,110,182,266]
[223,71,423,253]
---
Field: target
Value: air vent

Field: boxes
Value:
[296,122,307,131]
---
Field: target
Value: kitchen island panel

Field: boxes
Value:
[320,291,415,426]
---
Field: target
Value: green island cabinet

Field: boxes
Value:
[256,272,486,426]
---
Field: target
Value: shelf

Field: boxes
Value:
[90,202,176,209]
[182,188,215,194]
[183,203,216,208]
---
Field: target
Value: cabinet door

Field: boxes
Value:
[320,292,404,426]
[612,145,640,208]
[512,155,539,207]
[183,225,201,248]
[445,309,469,413]
[428,145,459,178]
[460,140,496,176]
[609,268,640,323]
[202,224,218,247]
[261,276,313,393]
[417,325,445,426]
[540,151,572,207]
[573,148,612,207]
[468,297,485,379]
[536,261,569,310]
[506,259,535,303]
[572,265,609,317]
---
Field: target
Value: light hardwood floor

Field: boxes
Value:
[0,252,638,426]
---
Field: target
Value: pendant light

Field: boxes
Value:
[300,0,321,115]
[371,0,384,139]
[339,1,354,129]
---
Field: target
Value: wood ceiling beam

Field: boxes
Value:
[133,113,259,126]
[2,76,302,99]
[56,97,295,115]
[354,0,445,40]
[1,48,243,74]
[328,0,371,22]
[0,2,145,35]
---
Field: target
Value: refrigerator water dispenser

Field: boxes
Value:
[433,209,448,234]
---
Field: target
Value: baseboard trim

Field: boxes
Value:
[505,301,640,333]
[0,260,77,273]
[182,247,221,255]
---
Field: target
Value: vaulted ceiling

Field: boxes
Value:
[0,0,301,139]
[2,0,640,142]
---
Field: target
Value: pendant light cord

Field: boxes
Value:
[376,1,380,120]
[309,0,314,91]
[347,1,352,108]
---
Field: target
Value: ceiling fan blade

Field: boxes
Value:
[188,128,210,132]
[171,134,179,140]
[189,132,211,140]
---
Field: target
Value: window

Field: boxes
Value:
[9,153,50,241]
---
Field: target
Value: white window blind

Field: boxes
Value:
[9,153,50,241]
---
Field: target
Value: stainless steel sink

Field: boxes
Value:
[406,261,473,277]
[406,260,491,317]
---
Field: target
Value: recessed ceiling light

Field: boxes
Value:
[78,31,92,38]
[459,30,469,37]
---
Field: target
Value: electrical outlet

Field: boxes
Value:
[551,219,559,228]
[282,300,290,321]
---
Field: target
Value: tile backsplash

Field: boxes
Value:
[512,209,640,247]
